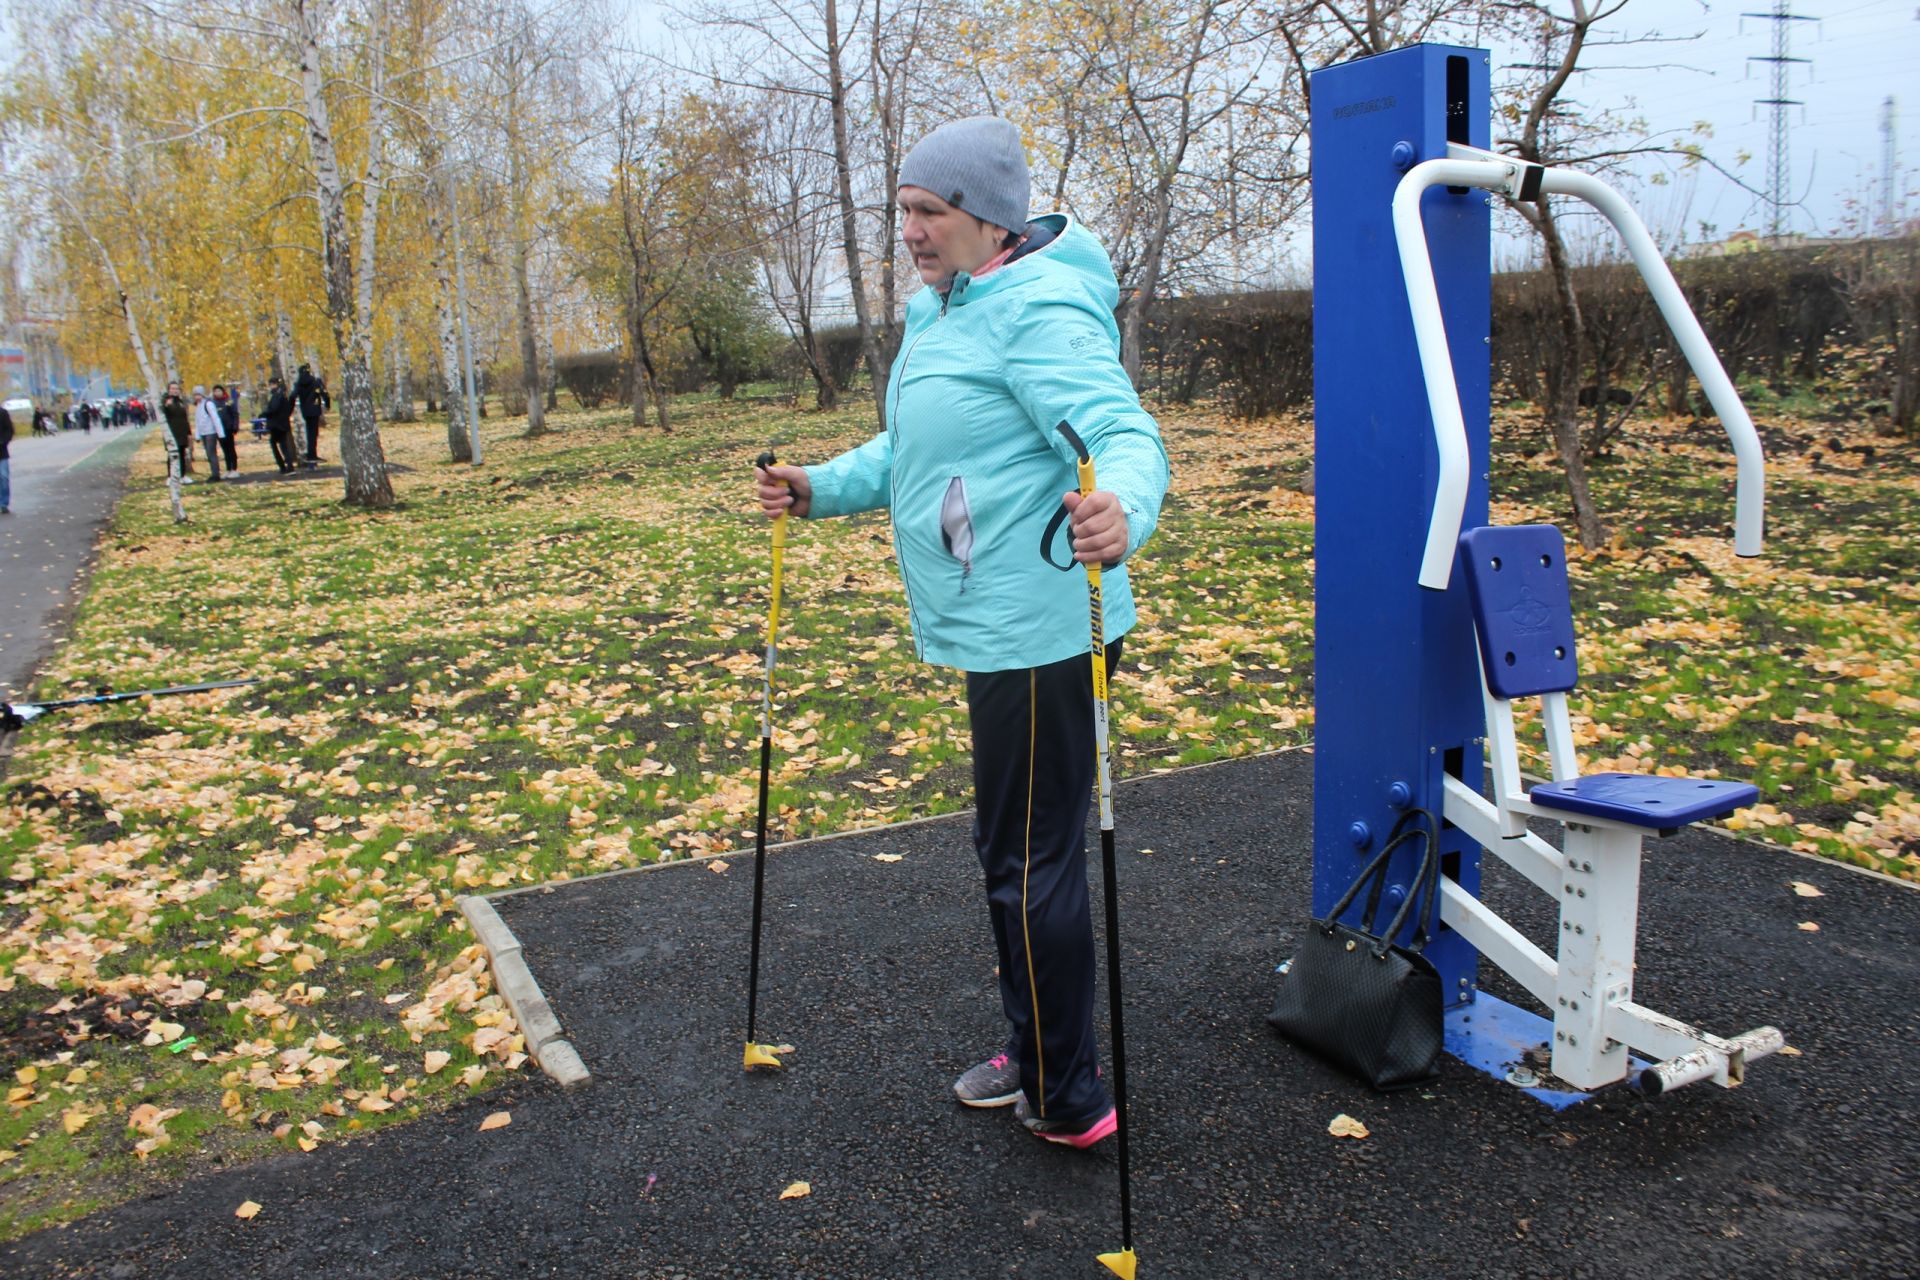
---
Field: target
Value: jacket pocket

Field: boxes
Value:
[938,475,974,591]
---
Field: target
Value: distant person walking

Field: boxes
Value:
[0,401,13,515]
[293,363,329,465]
[214,384,240,474]
[261,375,298,473]
[192,386,224,481]
[161,383,194,475]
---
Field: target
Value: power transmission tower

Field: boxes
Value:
[1882,96,1900,236]
[1745,0,1816,239]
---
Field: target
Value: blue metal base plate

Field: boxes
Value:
[1444,993,1648,1110]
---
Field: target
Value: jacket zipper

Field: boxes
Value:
[887,306,945,657]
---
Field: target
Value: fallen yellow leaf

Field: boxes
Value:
[780,1180,812,1200]
[479,1111,512,1131]
[1778,1045,1803,1057]
[314,1032,344,1052]
[235,1200,262,1220]
[13,1067,36,1086]
[1790,881,1824,898]
[140,1020,186,1047]
[709,859,730,874]
[872,854,904,863]
[62,1107,96,1135]
[127,1103,180,1135]
[1798,921,1820,932]
[1328,1114,1370,1139]
[424,1051,452,1074]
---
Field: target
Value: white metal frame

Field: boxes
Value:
[1392,144,1766,590]
[1439,639,1783,1094]
[1391,143,1783,1095]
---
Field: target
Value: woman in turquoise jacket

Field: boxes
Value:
[757,116,1170,1148]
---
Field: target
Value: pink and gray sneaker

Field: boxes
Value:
[952,1052,1022,1108]
[1013,1093,1118,1149]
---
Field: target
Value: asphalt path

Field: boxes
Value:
[0,425,153,706]
[6,749,1915,1279]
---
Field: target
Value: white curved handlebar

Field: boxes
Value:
[1392,159,1513,589]
[1392,150,1766,592]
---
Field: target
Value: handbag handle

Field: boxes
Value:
[1357,807,1436,933]
[1324,821,1427,933]
[1373,809,1444,958]
[1322,809,1444,958]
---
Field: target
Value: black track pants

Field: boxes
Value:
[967,638,1122,1127]
[269,425,297,471]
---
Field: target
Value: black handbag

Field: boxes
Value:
[1267,811,1444,1090]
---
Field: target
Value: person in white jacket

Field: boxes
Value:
[192,386,225,481]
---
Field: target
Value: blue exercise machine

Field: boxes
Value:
[1307,44,1782,1101]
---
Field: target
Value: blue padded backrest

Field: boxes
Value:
[1457,525,1579,698]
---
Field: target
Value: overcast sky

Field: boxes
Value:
[616,0,1918,252]
[2,0,1912,255]
[1532,0,1918,240]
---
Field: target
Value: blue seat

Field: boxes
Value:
[1529,772,1760,830]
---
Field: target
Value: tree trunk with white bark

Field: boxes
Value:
[295,0,393,508]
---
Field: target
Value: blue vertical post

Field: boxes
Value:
[1310,45,1491,1006]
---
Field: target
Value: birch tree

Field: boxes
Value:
[478,0,581,436]
[289,0,397,506]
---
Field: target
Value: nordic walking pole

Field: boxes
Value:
[2,680,256,733]
[1056,422,1137,1280]
[744,449,790,1072]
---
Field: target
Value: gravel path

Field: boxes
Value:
[6,749,1915,1278]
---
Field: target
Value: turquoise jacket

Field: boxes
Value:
[805,214,1170,672]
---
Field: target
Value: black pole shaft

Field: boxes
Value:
[747,734,773,1043]
[746,449,784,1052]
[1101,825,1133,1249]
[28,679,256,712]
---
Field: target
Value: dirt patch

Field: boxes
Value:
[0,991,211,1072]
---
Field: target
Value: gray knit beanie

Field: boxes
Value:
[898,116,1031,233]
